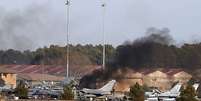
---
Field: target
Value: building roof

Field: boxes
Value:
[17,73,65,81]
[0,65,99,77]
[137,68,186,76]
[162,68,183,76]
[0,65,16,73]
[139,69,156,75]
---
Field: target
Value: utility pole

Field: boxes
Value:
[66,0,70,78]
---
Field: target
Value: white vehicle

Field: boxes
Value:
[80,80,116,100]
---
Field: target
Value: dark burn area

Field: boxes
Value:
[79,28,201,88]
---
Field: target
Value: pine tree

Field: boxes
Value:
[15,81,28,99]
[61,84,74,100]
[129,83,144,101]
[176,84,198,101]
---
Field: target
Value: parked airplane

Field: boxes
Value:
[158,83,182,98]
[145,89,162,98]
[193,83,199,91]
[145,83,182,101]
[160,83,199,101]
[145,83,181,98]
[80,80,116,98]
[146,83,200,101]
[0,85,13,92]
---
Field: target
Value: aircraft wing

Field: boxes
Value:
[83,94,96,98]
[158,83,181,98]
[159,92,180,98]
[81,88,111,96]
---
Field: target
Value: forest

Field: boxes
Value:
[0,42,201,69]
[1,28,201,69]
[0,44,115,66]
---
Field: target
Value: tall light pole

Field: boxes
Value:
[66,0,70,78]
[102,1,106,69]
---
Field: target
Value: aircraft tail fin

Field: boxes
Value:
[193,83,199,91]
[99,80,116,92]
[170,83,182,93]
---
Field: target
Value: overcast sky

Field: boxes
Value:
[0,0,201,50]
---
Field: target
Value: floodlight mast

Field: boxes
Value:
[65,0,106,72]
[66,0,70,78]
[102,1,106,70]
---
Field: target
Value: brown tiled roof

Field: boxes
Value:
[0,65,99,77]
[138,68,157,75]
[0,65,16,73]
[134,68,185,75]
[162,68,183,76]
[18,73,64,81]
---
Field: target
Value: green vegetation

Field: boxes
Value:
[1,40,201,70]
[0,44,115,65]
[61,84,74,100]
[129,83,145,101]
[14,81,28,99]
[176,84,198,101]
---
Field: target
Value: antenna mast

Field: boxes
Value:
[66,0,70,78]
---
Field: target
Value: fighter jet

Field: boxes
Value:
[145,83,182,101]
[158,83,182,98]
[146,83,200,101]
[0,85,13,92]
[80,80,116,96]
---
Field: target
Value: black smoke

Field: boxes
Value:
[80,27,201,88]
[80,27,201,89]
[80,27,177,88]
[139,27,173,45]
[112,27,176,68]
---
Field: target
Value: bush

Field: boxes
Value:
[176,84,198,101]
[129,83,144,101]
[61,84,74,100]
[15,81,28,99]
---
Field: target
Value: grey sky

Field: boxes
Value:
[0,0,201,50]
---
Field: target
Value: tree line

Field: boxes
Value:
[0,42,201,69]
[112,42,201,69]
[0,44,115,66]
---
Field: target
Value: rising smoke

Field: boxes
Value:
[0,10,32,50]
[79,27,176,88]
[0,4,55,51]
[113,27,175,68]
[134,27,174,45]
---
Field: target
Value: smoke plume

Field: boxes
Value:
[134,27,174,45]
[79,27,176,88]
[0,4,53,51]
